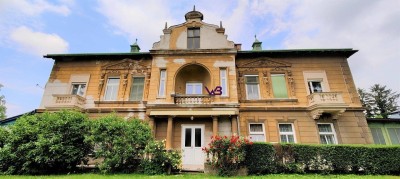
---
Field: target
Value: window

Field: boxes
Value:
[387,128,400,144]
[249,123,266,142]
[104,77,120,101]
[317,123,337,144]
[187,28,200,49]
[245,75,260,100]
[370,128,386,145]
[158,69,166,97]
[71,83,86,96]
[186,82,202,94]
[271,74,288,98]
[129,77,145,101]
[220,68,228,96]
[279,123,296,143]
[308,80,323,93]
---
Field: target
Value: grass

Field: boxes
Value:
[0,174,399,179]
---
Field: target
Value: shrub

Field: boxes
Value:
[87,114,152,173]
[140,140,181,175]
[245,142,277,174]
[203,135,252,176]
[0,110,91,174]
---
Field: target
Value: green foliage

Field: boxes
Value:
[87,114,152,173]
[244,142,277,175]
[140,140,181,175]
[358,84,399,118]
[243,143,400,175]
[0,84,6,119]
[203,135,252,176]
[0,110,91,174]
[0,127,8,147]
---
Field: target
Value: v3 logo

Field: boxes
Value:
[205,86,222,95]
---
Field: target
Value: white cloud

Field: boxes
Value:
[96,0,177,51]
[10,26,69,56]
[276,0,400,92]
[0,0,71,17]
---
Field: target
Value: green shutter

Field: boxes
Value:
[271,74,288,98]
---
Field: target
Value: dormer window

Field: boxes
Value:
[188,28,200,49]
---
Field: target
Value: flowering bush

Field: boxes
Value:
[202,135,252,176]
[140,140,181,175]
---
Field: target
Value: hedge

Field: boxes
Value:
[245,143,400,175]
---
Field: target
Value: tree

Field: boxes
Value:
[0,84,6,119]
[87,114,152,173]
[358,84,400,118]
[357,88,373,117]
[0,110,92,174]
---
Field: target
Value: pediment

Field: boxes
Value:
[237,58,291,68]
[102,59,147,71]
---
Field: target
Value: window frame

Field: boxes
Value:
[158,69,167,97]
[187,28,200,49]
[270,73,289,98]
[278,123,296,143]
[220,68,228,97]
[71,83,87,96]
[317,123,338,144]
[104,77,120,101]
[248,123,266,142]
[308,80,323,93]
[245,75,260,100]
[129,76,145,101]
[370,127,387,145]
[185,82,203,95]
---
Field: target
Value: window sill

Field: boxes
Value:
[240,98,298,103]
[94,101,147,104]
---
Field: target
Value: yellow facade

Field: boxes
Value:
[40,9,372,171]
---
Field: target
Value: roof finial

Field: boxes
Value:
[135,38,138,44]
[164,22,167,29]
[254,34,259,42]
[220,21,223,28]
[193,5,196,11]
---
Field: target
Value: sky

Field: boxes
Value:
[0,0,399,118]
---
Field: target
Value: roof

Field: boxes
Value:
[237,48,358,58]
[44,48,358,60]
[44,52,151,60]
[0,110,37,126]
[367,118,400,123]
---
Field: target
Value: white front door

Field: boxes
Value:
[181,124,205,171]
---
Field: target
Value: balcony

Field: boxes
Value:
[46,94,86,110]
[307,92,348,120]
[172,94,212,104]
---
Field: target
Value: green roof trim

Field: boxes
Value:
[44,48,358,59]
[238,48,358,58]
[44,52,151,58]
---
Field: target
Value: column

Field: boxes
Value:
[231,115,238,135]
[148,117,155,137]
[166,116,174,149]
[212,116,218,136]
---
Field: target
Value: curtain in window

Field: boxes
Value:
[370,128,386,144]
[387,128,400,144]
[130,77,144,101]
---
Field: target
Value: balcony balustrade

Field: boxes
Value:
[172,94,212,104]
[47,94,86,110]
[307,92,348,120]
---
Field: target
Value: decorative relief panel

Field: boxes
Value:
[98,58,151,99]
[236,58,296,100]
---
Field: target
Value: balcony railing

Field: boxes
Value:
[308,92,345,106]
[172,94,212,104]
[48,94,86,109]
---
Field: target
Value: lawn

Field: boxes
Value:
[0,174,399,179]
